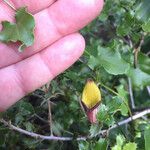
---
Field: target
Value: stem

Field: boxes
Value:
[99,109,150,135]
[3,0,16,11]
[34,114,49,124]
[84,50,91,56]
[48,100,53,136]
[99,82,133,117]
[127,35,133,48]
[1,109,150,141]
[147,86,150,96]
[133,34,145,68]
[128,78,135,109]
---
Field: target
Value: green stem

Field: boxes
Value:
[3,0,16,11]
[99,82,133,117]
[84,50,91,56]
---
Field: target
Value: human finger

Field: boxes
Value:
[0,33,85,111]
[0,0,104,68]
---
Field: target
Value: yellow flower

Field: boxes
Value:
[81,79,101,110]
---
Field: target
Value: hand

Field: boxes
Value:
[0,0,103,111]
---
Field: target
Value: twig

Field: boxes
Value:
[127,35,133,48]
[0,119,86,141]
[109,109,150,130]
[100,108,150,135]
[133,34,145,68]
[3,0,16,11]
[1,109,150,141]
[48,100,53,136]
[128,78,135,109]
[34,114,49,124]
[146,51,150,56]
[147,86,150,96]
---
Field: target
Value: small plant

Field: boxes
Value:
[0,0,150,149]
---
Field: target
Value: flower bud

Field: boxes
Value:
[81,79,101,123]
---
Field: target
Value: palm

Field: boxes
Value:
[0,0,103,111]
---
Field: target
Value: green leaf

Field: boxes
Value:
[97,104,115,126]
[97,104,108,121]
[120,103,128,116]
[142,20,150,32]
[144,128,150,150]
[97,47,130,75]
[24,122,35,132]
[127,68,150,88]
[111,135,125,150]
[117,24,131,36]
[116,135,125,147]
[138,52,150,74]
[78,141,90,150]
[19,101,34,116]
[23,138,41,149]
[15,113,24,125]
[117,85,129,116]
[107,97,122,114]
[123,142,137,150]
[117,85,128,99]
[126,52,150,88]
[135,0,150,21]
[0,129,6,146]
[117,13,134,36]
[112,145,122,150]
[94,138,108,150]
[0,7,35,52]
[88,55,99,70]
[90,124,103,137]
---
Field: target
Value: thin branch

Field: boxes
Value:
[128,78,135,109]
[133,34,145,68]
[1,109,150,141]
[100,108,150,135]
[147,86,150,96]
[0,119,86,141]
[48,100,53,136]
[3,0,16,11]
[146,51,150,56]
[127,35,133,48]
[110,109,150,130]
[34,114,49,124]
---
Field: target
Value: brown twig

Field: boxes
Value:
[1,109,150,141]
[48,100,53,136]
[133,34,145,68]
[127,35,133,48]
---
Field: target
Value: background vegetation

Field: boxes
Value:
[0,0,150,149]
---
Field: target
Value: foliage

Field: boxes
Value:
[0,0,150,149]
[0,7,35,51]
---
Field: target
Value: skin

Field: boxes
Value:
[0,0,104,112]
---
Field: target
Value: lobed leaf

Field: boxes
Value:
[0,7,35,52]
